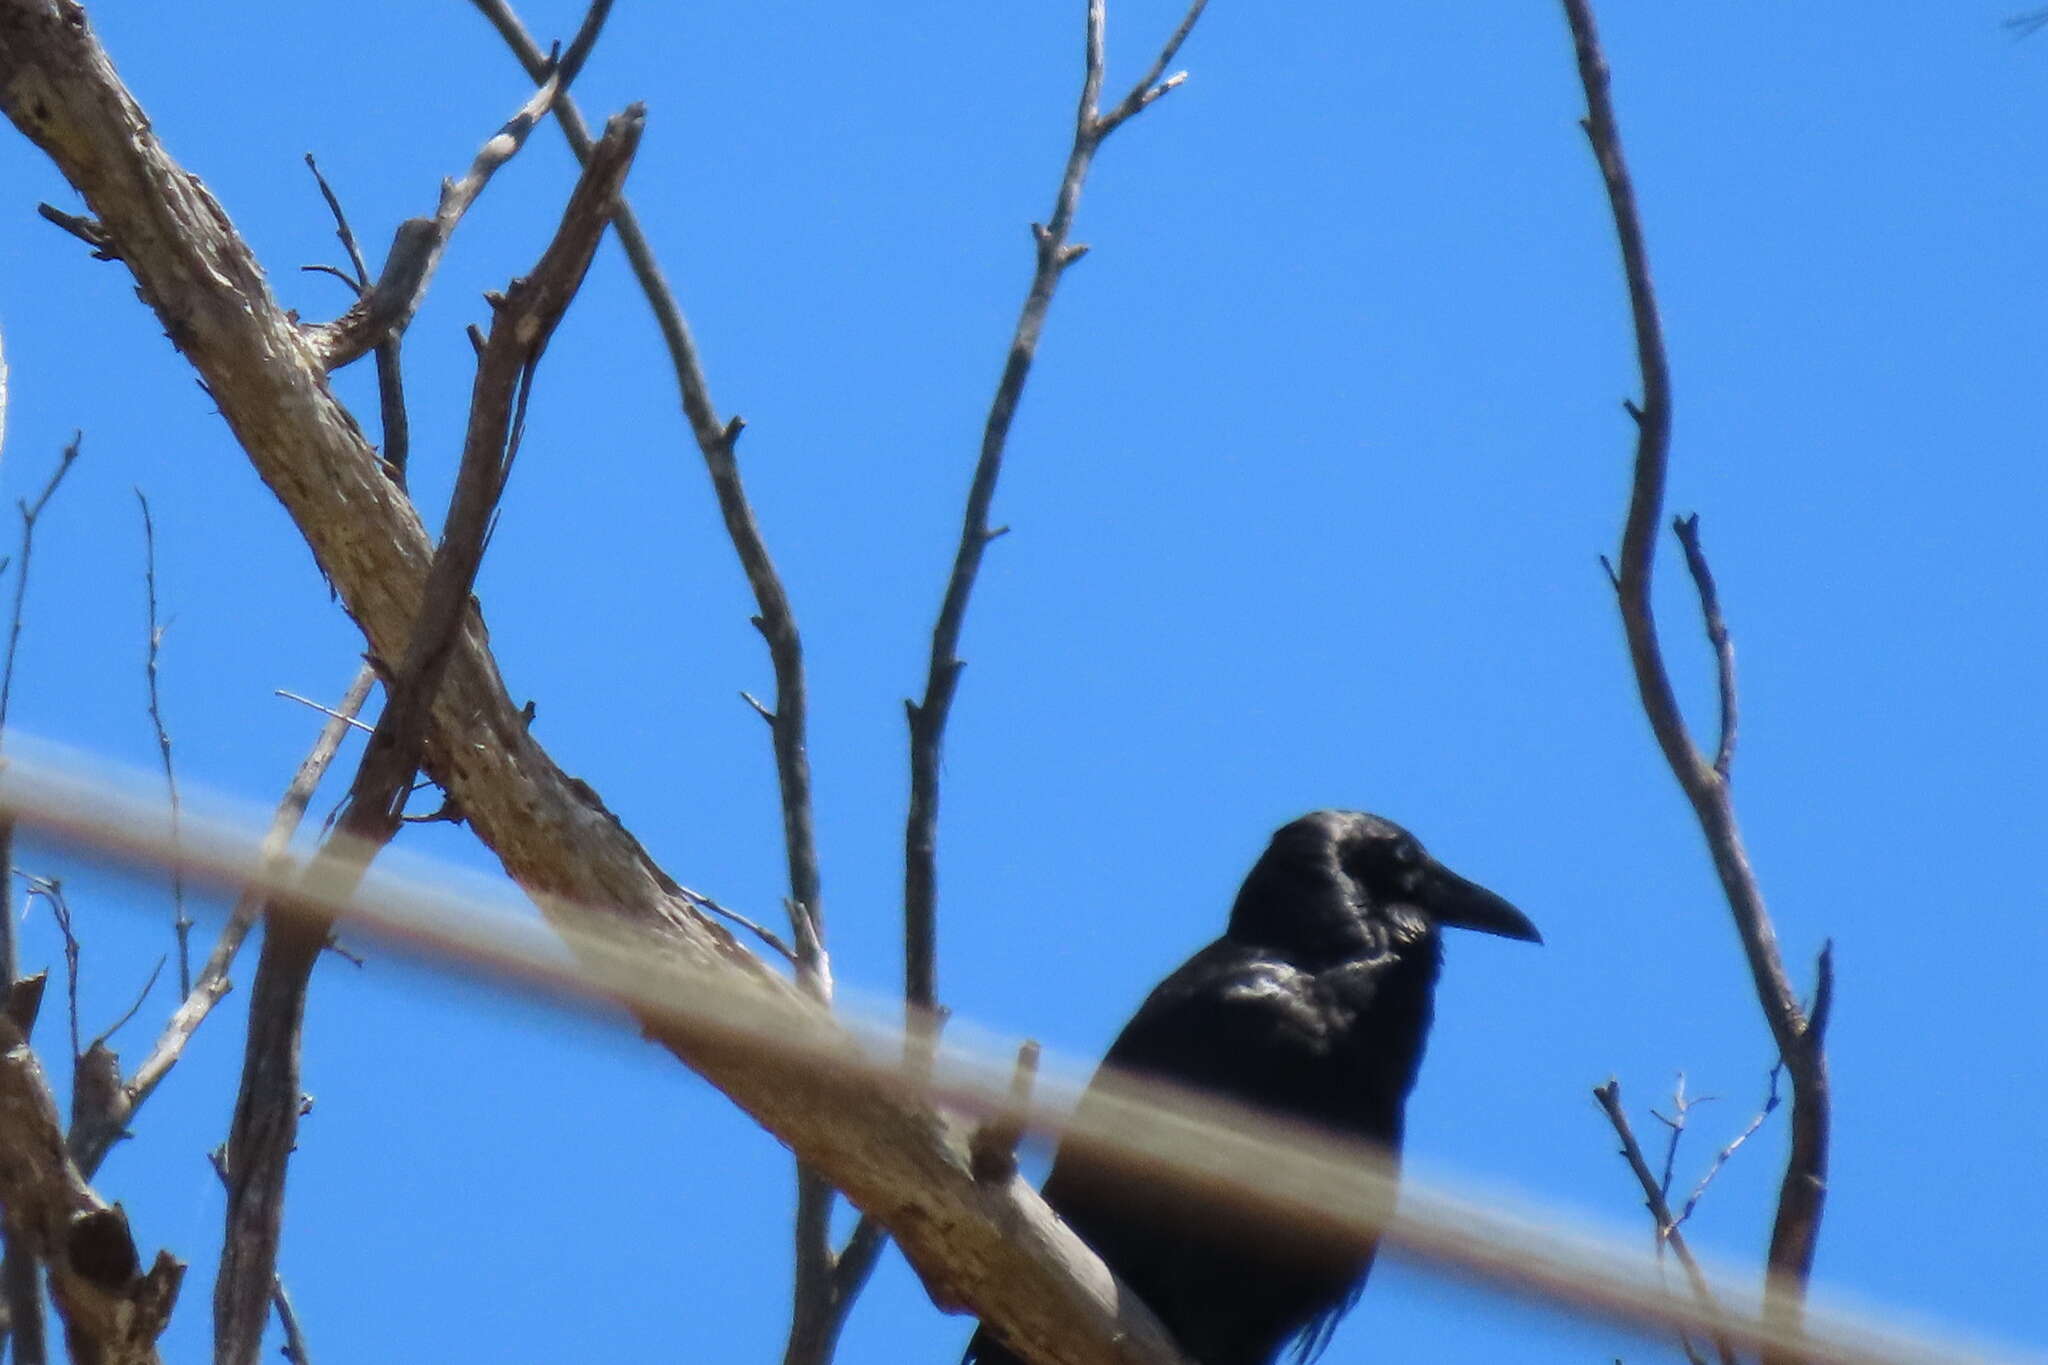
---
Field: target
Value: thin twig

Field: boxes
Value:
[135,491,190,995]
[0,431,76,991]
[91,956,164,1051]
[1593,1081,1735,1365]
[21,876,79,1060]
[0,435,79,732]
[301,155,371,285]
[274,687,377,734]
[1648,1072,1702,1201]
[1675,1066,1781,1232]
[302,155,410,479]
[1674,514,1737,780]
[676,885,794,963]
[1560,5,1830,1356]
[902,0,1209,1062]
[213,108,637,1365]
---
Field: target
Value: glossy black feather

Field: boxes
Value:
[964,810,1538,1365]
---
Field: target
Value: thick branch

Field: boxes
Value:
[1560,1,1830,1352]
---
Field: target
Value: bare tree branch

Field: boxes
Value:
[213,110,637,1365]
[1559,4,1831,1357]
[460,6,873,1358]
[902,0,1209,1059]
[1673,1067,1781,1233]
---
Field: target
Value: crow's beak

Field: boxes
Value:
[1422,863,1542,944]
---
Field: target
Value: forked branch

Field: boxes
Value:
[302,0,614,371]
[1560,3,1832,1356]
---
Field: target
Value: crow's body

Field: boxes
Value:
[966,811,1539,1365]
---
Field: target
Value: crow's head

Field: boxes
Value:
[1227,810,1540,958]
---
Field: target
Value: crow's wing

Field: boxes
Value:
[1030,937,1420,1365]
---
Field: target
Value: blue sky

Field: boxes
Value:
[1,2,2043,1362]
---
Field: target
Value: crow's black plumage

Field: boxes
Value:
[965,810,1540,1365]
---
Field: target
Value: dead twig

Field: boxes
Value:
[675,885,794,964]
[0,436,80,987]
[302,155,410,480]
[1560,4,1832,1358]
[1674,1066,1783,1233]
[20,877,79,1061]
[134,491,190,996]
[273,687,377,735]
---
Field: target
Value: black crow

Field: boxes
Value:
[965,810,1540,1365]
